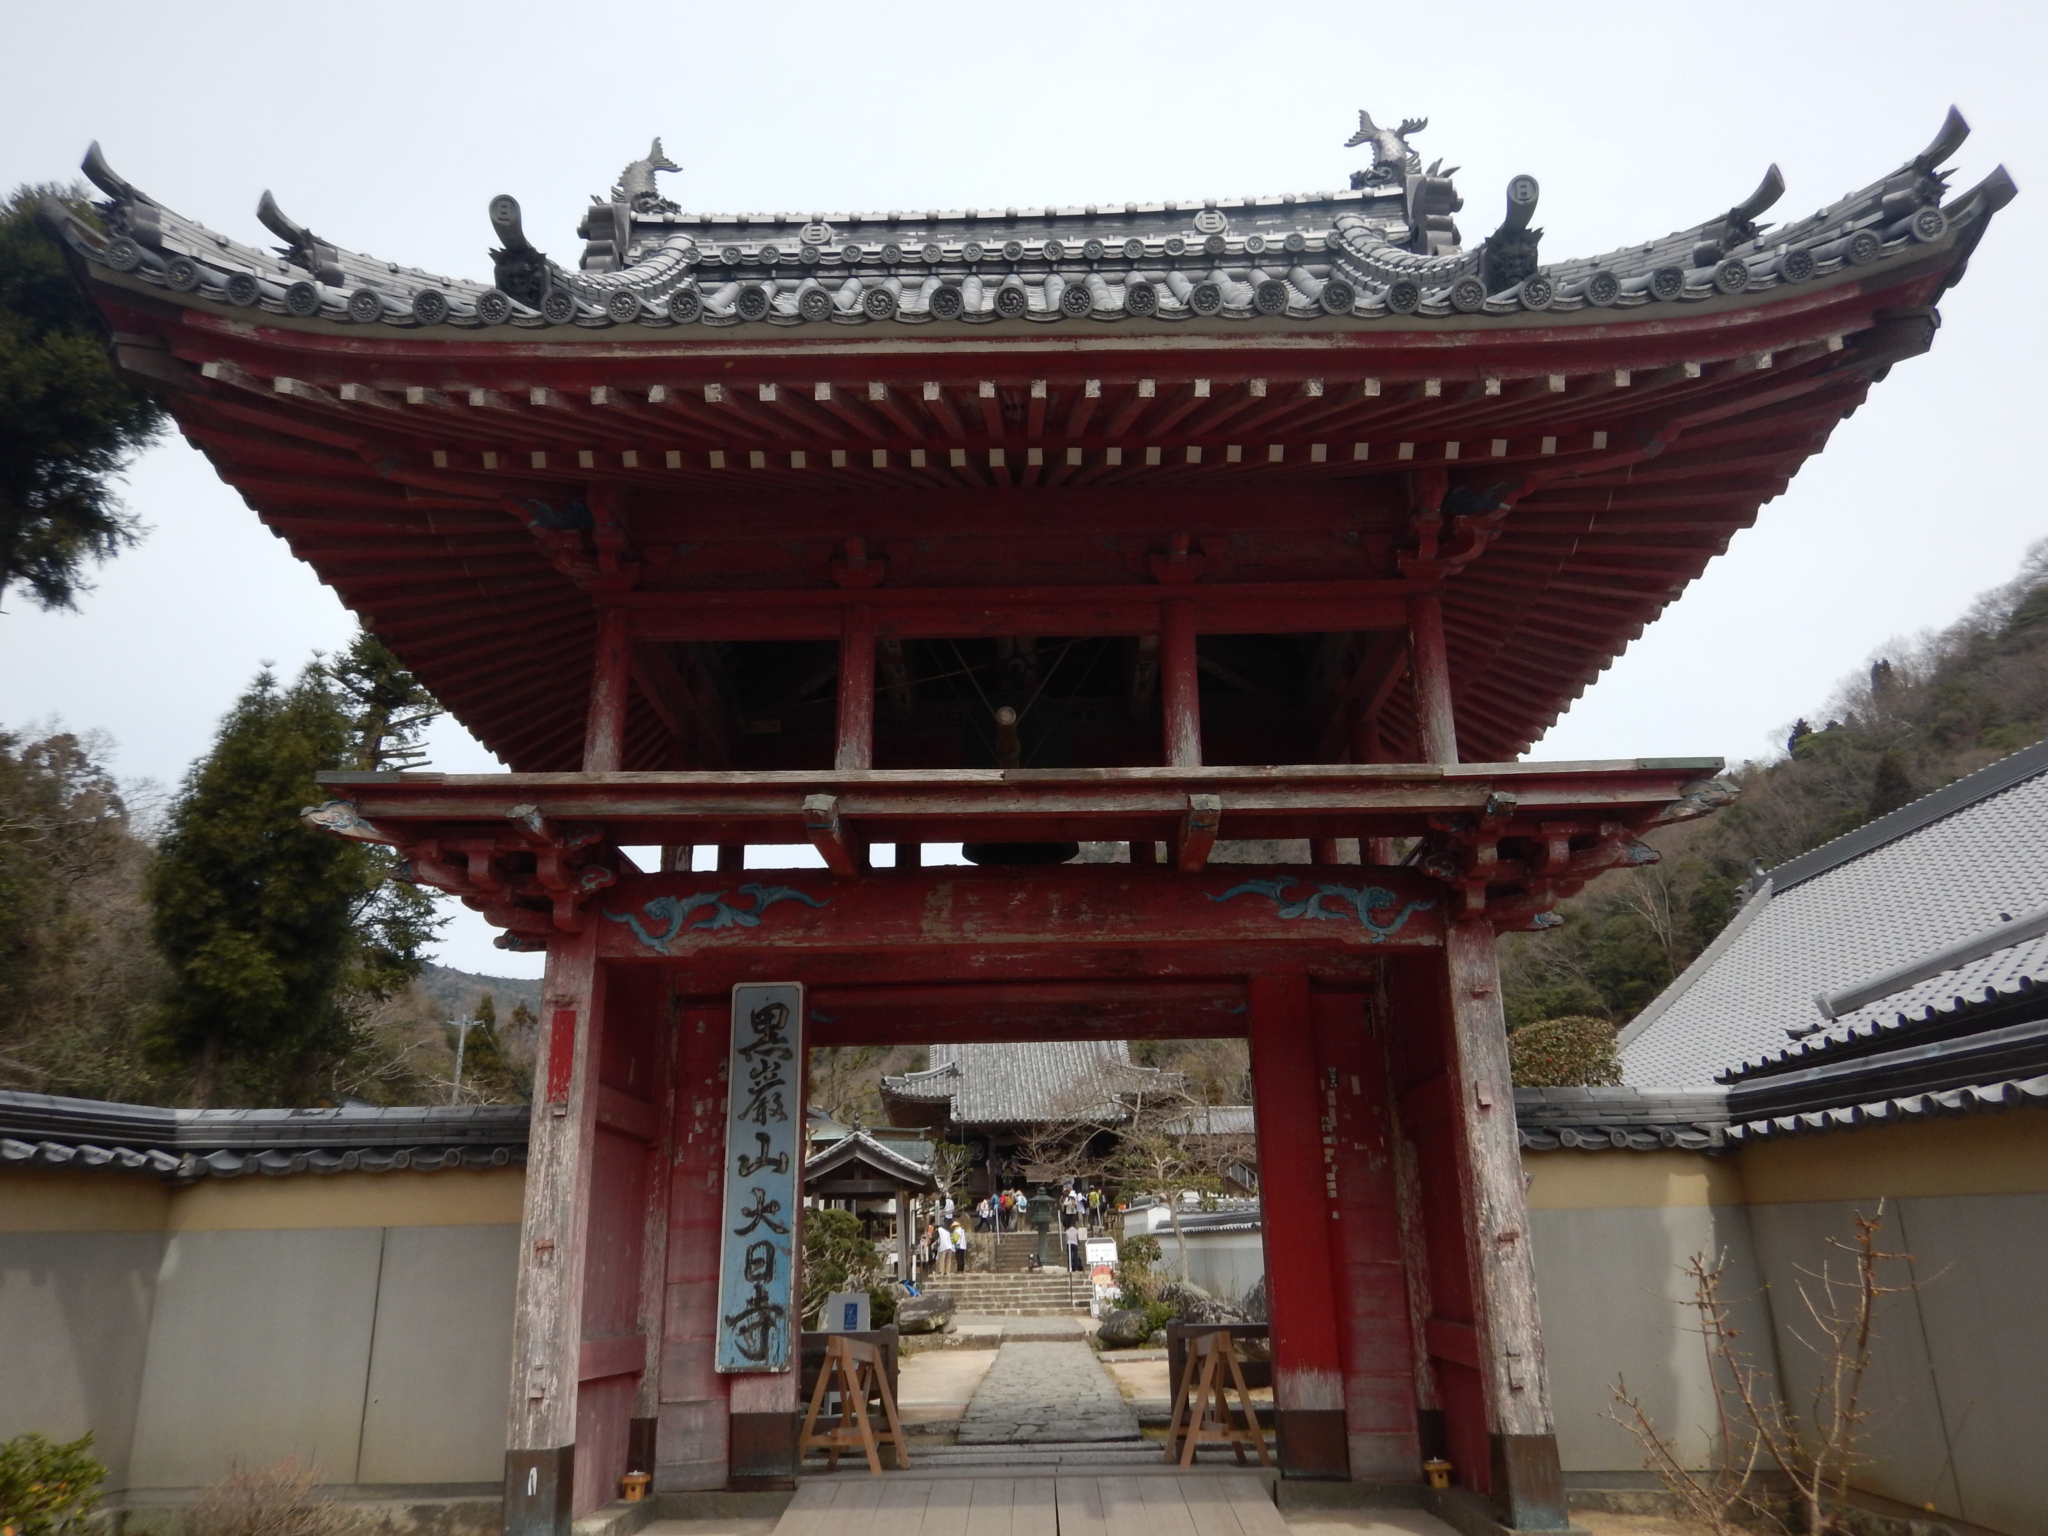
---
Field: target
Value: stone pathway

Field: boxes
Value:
[955,1341,1142,1444]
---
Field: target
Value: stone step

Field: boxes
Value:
[924,1284,1088,1296]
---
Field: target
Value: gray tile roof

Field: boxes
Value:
[1513,1087,1729,1151]
[1163,1106,1257,1137]
[1730,928,2048,1082]
[1724,1074,2048,1144]
[1621,740,2048,1087]
[881,1041,1168,1126]
[804,1128,936,1191]
[49,110,2011,335]
[0,1090,528,1180]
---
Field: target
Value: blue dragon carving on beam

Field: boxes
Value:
[1209,878,1435,941]
[604,884,830,953]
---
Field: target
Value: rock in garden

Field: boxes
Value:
[896,1291,956,1334]
[1095,1308,1153,1348]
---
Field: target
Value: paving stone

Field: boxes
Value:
[954,1340,1142,1444]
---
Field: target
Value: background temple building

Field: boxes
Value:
[9,102,2015,1536]
[880,1040,1171,1180]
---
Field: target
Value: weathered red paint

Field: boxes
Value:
[834,604,876,771]
[595,864,1445,963]
[1249,972,1348,1477]
[545,1010,578,1105]
[657,1006,730,1490]
[1161,598,1202,768]
[582,608,633,773]
[1312,988,1423,1480]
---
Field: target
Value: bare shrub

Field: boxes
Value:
[1609,1203,1919,1536]
[183,1458,359,1536]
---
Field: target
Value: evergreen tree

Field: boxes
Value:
[146,634,442,1105]
[1,186,165,608]
[324,627,442,772]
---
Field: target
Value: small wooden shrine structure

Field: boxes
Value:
[53,106,2007,1534]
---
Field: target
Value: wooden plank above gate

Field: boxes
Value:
[593,864,1445,963]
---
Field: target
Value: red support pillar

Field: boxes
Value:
[1311,990,1423,1480]
[583,608,633,773]
[1248,972,1348,1478]
[836,604,877,771]
[1408,594,1457,767]
[1441,921,1567,1529]
[656,1004,732,1490]
[1161,598,1202,768]
[503,924,608,1536]
[628,989,679,1488]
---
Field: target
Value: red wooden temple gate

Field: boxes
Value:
[54,107,2006,1535]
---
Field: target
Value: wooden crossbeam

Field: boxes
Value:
[802,793,860,876]
[1175,793,1223,873]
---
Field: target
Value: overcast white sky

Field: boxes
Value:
[2,1,2042,977]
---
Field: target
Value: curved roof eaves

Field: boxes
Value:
[47,112,2011,341]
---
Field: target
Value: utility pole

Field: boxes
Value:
[450,1016,478,1104]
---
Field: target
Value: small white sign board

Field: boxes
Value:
[1085,1239,1120,1317]
[823,1290,871,1333]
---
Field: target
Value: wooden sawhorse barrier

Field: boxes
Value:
[1164,1328,1271,1467]
[799,1333,910,1474]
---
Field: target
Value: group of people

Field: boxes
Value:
[916,1184,1111,1276]
[969,1184,1109,1234]
[920,1193,970,1274]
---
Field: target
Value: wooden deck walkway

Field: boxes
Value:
[769,1474,1292,1536]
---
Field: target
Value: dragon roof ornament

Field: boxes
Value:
[51,110,2011,334]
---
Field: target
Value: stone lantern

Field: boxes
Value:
[1028,1185,1055,1265]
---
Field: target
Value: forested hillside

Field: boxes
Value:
[1502,539,2048,1031]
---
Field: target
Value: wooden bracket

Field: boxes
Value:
[1175,794,1223,873]
[803,793,860,877]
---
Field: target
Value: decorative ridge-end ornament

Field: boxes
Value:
[1480,175,1542,294]
[611,137,682,214]
[1345,108,1427,188]
[257,190,345,288]
[1691,164,1786,269]
[487,193,556,311]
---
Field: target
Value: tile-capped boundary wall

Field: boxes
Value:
[0,1166,522,1502]
[1526,1112,2048,1534]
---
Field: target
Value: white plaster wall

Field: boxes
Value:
[1529,1203,1771,1476]
[1893,1192,2048,1536]
[1748,1194,2048,1534]
[122,1222,523,1497]
[356,1225,520,1486]
[1143,1224,1267,1301]
[0,1231,165,1489]
[126,1227,387,1493]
